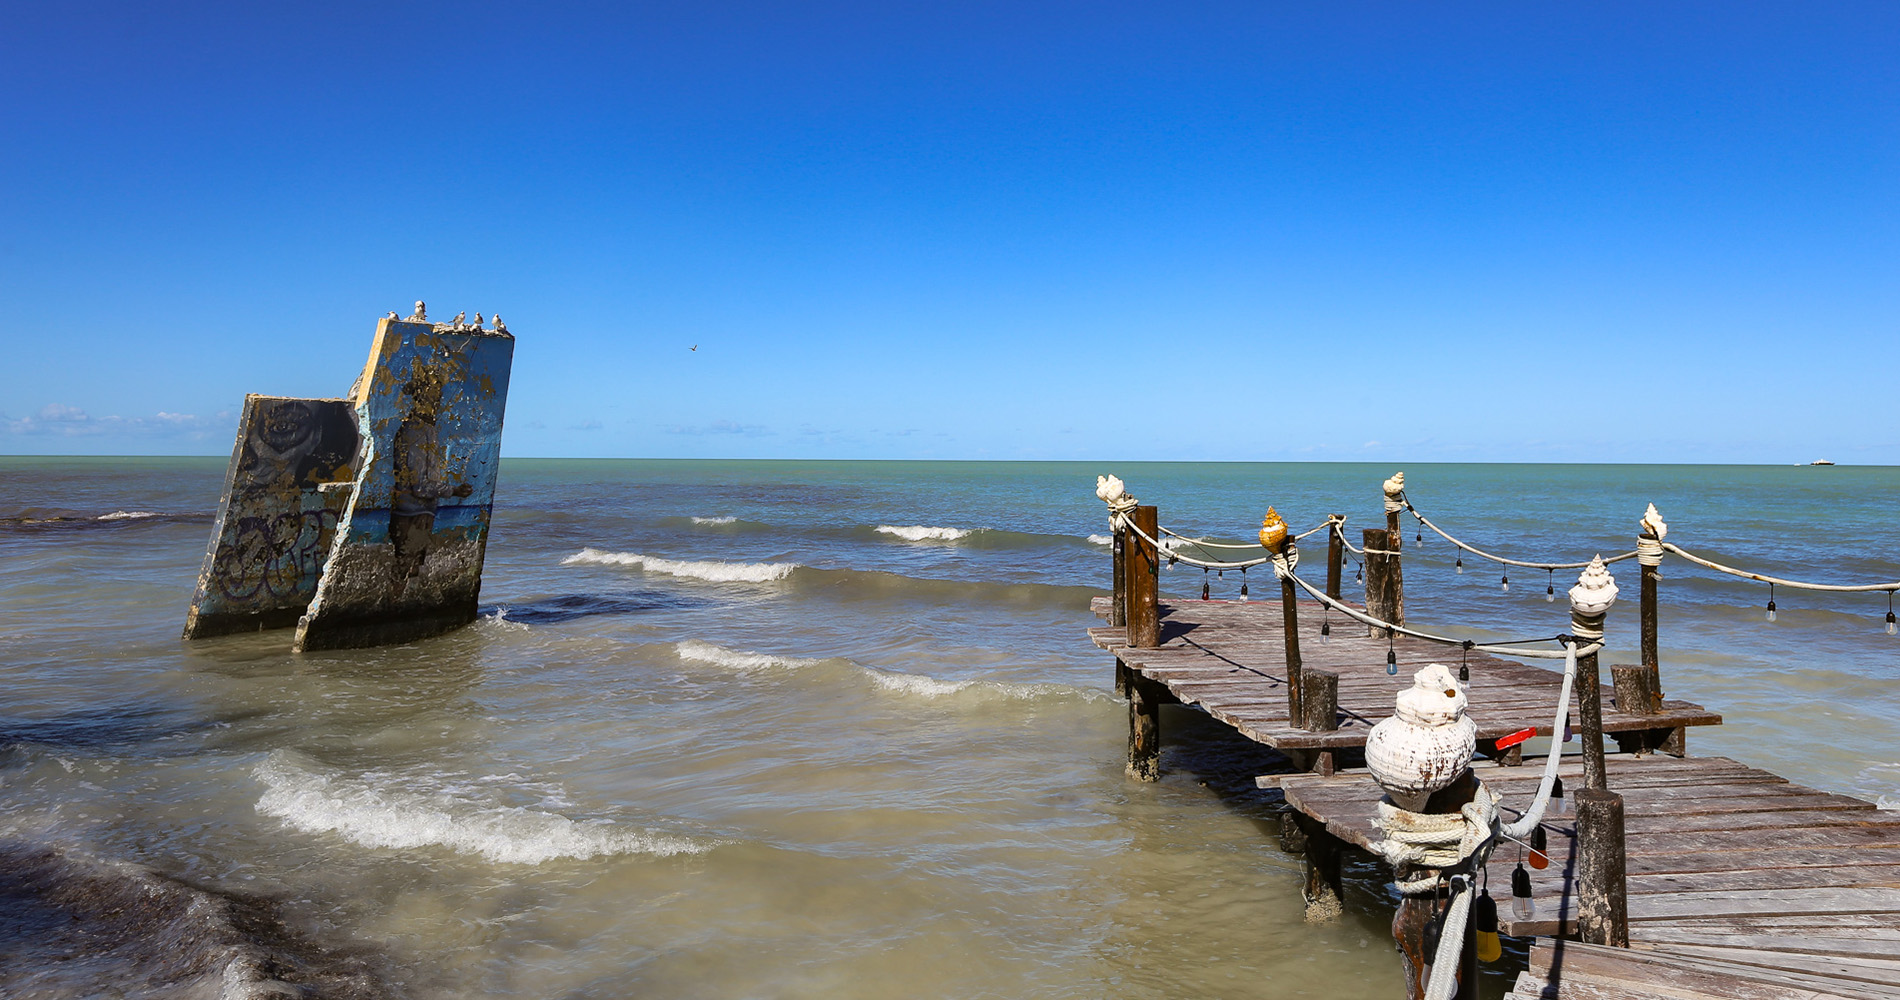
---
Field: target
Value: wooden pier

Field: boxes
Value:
[1088,593,1900,999]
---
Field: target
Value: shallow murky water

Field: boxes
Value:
[2,458,1894,997]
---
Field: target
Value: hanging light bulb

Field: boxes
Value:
[1355,562,1363,584]
[1887,591,1896,635]
[1474,890,1502,962]
[1320,610,1332,643]
[1766,582,1777,622]
[1201,569,1210,601]
[1501,570,1510,593]
[1546,568,1555,603]
[1511,863,1535,921]
[1167,552,1177,569]
[1239,568,1249,601]
[1455,552,1464,574]
[1386,642,1398,676]
[1459,641,1472,682]
[1528,825,1549,870]
[1547,776,1567,819]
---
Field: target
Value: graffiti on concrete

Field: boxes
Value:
[293,316,514,650]
[183,396,360,637]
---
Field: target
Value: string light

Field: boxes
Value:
[1528,825,1549,870]
[1501,569,1510,593]
[1455,551,1464,574]
[1238,567,1248,601]
[1887,590,1896,636]
[1547,776,1567,819]
[1459,640,1473,682]
[1201,569,1210,601]
[1546,568,1555,603]
[1386,631,1397,676]
[1320,607,1332,643]
[1474,890,1502,962]
[1511,863,1534,921]
[1766,582,1777,622]
[1167,552,1177,569]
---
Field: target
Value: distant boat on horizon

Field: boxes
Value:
[1811,459,1836,466]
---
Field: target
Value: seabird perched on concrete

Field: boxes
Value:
[473,313,483,328]
[450,311,466,329]
[409,301,427,322]
[492,315,508,334]
[386,311,399,320]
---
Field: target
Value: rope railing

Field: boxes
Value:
[1401,495,1638,570]
[1282,569,1597,661]
[1661,542,1900,593]
[1155,515,1339,551]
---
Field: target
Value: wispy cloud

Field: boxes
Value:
[1,404,228,437]
[665,420,774,437]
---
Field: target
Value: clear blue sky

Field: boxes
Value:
[3,2,1895,462]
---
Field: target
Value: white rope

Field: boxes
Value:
[1120,517,1273,570]
[1153,516,1337,550]
[1636,535,1664,568]
[1283,571,1597,660]
[1662,542,1900,593]
[1406,501,1638,570]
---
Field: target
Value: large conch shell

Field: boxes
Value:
[1568,555,1619,616]
[1095,475,1126,503]
[1639,503,1667,540]
[1258,507,1288,552]
[1382,471,1405,498]
[1365,664,1476,812]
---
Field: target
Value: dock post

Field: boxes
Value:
[1363,528,1403,631]
[1111,522,1127,628]
[1298,669,1339,775]
[1568,557,1619,792]
[1576,788,1631,947]
[1325,514,1343,600]
[1296,814,1344,921]
[1637,504,1685,755]
[1610,664,1659,755]
[1261,509,1304,725]
[1126,673,1165,781]
[1124,505,1160,648]
[1382,472,1405,619]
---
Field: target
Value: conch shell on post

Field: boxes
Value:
[1365,664,1476,813]
[1382,471,1405,498]
[1639,503,1667,541]
[1095,475,1126,504]
[1568,555,1620,617]
[1258,506,1289,553]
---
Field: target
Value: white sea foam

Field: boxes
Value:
[479,607,531,632]
[875,525,974,542]
[690,516,738,525]
[254,752,706,864]
[675,638,819,672]
[676,639,1102,703]
[562,547,797,583]
[97,510,161,520]
[1086,534,1113,546]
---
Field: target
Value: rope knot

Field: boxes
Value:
[1372,782,1498,895]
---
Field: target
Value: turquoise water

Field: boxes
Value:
[2,457,1896,997]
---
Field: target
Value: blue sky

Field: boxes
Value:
[3,2,1895,462]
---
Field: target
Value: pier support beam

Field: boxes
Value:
[1394,770,1480,1000]
[1126,673,1167,781]
[1576,788,1631,947]
[1295,814,1343,922]
[1636,507,1685,756]
[1325,514,1344,600]
[1280,568,1305,725]
[1123,505,1160,648]
[1111,523,1127,628]
[1364,528,1403,632]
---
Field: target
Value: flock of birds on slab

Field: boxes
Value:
[385,301,508,334]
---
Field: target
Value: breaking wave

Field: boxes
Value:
[875,525,975,543]
[691,516,737,525]
[97,510,163,520]
[562,547,797,583]
[673,640,1105,703]
[1087,534,1113,546]
[254,752,709,865]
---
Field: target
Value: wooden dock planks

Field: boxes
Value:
[1088,597,1720,752]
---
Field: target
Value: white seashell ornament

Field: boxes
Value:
[1365,663,1477,813]
[1383,471,1405,497]
[1568,555,1619,616]
[1095,474,1126,504]
[1639,503,1667,541]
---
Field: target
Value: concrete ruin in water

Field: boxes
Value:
[184,305,515,650]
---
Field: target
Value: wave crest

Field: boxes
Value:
[674,640,1105,703]
[254,752,708,865]
[875,525,975,542]
[690,516,737,525]
[562,547,797,583]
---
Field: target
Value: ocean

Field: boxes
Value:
[2,457,1896,998]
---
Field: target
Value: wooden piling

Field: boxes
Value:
[1110,524,1127,628]
[1281,569,1305,724]
[1610,664,1657,755]
[1325,515,1344,600]
[1364,528,1404,628]
[1395,770,1480,999]
[1638,525,1686,756]
[1124,506,1159,648]
[1575,788,1631,947]
[1126,673,1165,781]
[1299,669,1337,732]
[1296,813,1344,921]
